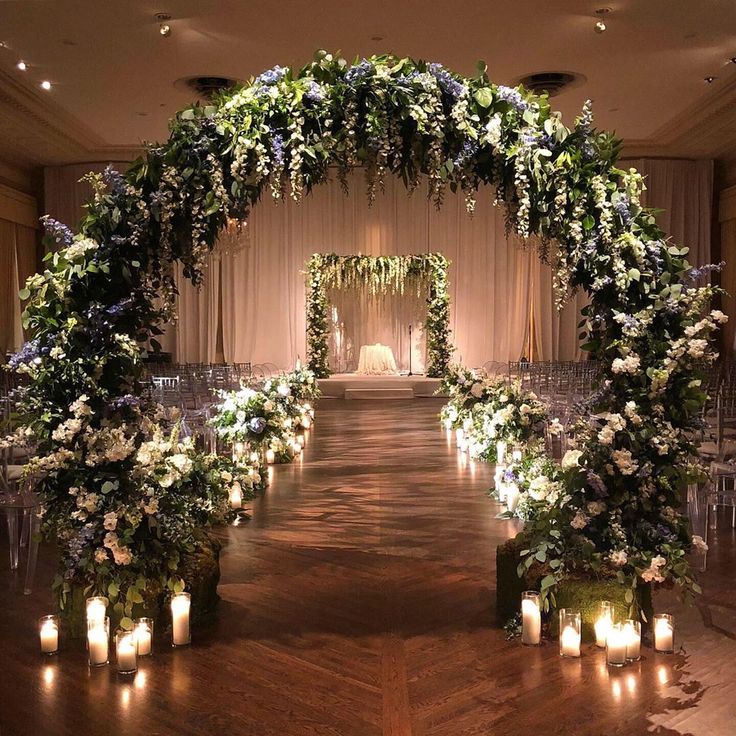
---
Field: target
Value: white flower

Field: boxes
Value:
[562,449,583,469]
[691,535,708,553]
[611,354,641,375]
[142,498,159,515]
[168,453,193,475]
[609,549,628,567]
[598,426,615,446]
[612,448,638,475]
[641,555,666,583]
[103,511,118,531]
[221,470,233,483]
[470,382,484,398]
[687,339,708,359]
[264,400,274,412]
[586,500,606,516]
[50,346,65,360]
[64,237,99,260]
[103,531,119,549]
[94,548,108,563]
[571,511,589,529]
[112,545,132,566]
[710,309,728,324]
[276,384,291,397]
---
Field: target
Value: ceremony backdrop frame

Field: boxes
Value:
[305,252,452,377]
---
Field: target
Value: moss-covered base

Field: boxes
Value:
[496,534,653,641]
[60,531,222,638]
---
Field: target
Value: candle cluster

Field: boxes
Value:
[518,594,675,665]
[37,594,192,675]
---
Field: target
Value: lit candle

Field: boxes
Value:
[455,428,464,446]
[559,609,581,658]
[249,451,259,463]
[229,482,243,509]
[512,448,522,462]
[594,601,614,648]
[86,596,107,626]
[234,441,245,457]
[87,617,109,667]
[303,416,312,430]
[171,593,191,647]
[623,619,641,661]
[265,448,275,464]
[606,623,628,667]
[521,592,541,646]
[654,614,674,653]
[116,631,138,674]
[39,615,59,655]
[443,417,452,430]
[133,618,153,656]
[496,440,507,464]
[297,433,305,446]
[505,483,520,513]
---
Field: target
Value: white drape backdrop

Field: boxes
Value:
[40,159,713,369]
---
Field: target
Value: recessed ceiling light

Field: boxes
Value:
[16,60,27,71]
[705,76,716,84]
[159,23,171,37]
[40,80,52,90]
[608,107,619,112]
[594,20,607,33]
[730,57,736,64]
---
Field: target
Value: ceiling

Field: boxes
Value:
[1,0,736,191]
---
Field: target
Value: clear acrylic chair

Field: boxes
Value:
[0,476,41,595]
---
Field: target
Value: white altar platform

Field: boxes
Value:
[318,373,445,400]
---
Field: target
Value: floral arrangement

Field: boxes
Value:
[305,253,452,377]
[440,366,548,461]
[210,386,289,446]
[9,50,725,612]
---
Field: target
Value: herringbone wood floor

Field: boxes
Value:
[1,399,736,736]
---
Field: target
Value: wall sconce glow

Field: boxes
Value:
[40,80,52,90]
[16,60,27,71]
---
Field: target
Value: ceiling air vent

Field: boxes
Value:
[516,72,582,98]
[183,76,240,100]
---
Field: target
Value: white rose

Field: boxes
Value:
[562,449,583,469]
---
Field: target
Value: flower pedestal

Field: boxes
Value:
[58,532,222,639]
[495,535,653,640]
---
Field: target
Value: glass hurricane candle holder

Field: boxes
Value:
[654,613,674,653]
[594,601,614,648]
[134,618,154,657]
[229,482,243,510]
[521,592,541,646]
[606,623,628,667]
[87,617,109,667]
[171,592,191,647]
[38,615,59,656]
[512,447,523,462]
[623,619,641,661]
[559,609,581,658]
[496,440,507,464]
[85,596,107,626]
[505,483,520,513]
[265,448,275,464]
[115,630,138,675]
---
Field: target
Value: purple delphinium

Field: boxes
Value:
[40,215,74,246]
[453,140,479,168]
[255,65,287,86]
[102,165,125,195]
[304,80,324,103]
[248,416,267,434]
[8,339,40,369]
[345,58,373,85]
[496,85,529,112]
[428,63,467,99]
[271,133,285,167]
[613,198,632,227]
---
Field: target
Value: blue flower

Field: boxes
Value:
[102,165,125,195]
[248,416,267,434]
[8,339,40,369]
[255,65,287,86]
[345,58,373,85]
[428,63,467,99]
[496,85,528,112]
[271,133,285,167]
[614,198,632,226]
[40,215,74,246]
[304,80,324,103]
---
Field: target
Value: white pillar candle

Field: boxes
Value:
[594,601,614,648]
[302,415,312,430]
[134,619,153,656]
[512,448,522,462]
[606,623,628,667]
[171,593,191,647]
[39,616,59,655]
[249,451,259,463]
[505,483,520,513]
[443,417,452,430]
[455,428,464,446]
[496,440,507,464]
[623,620,641,661]
[86,596,107,626]
[654,614,674,653]
[521,593,541,646]
[116,632,137,674]
[560,626,581,657]
[229,482,243,509]
[494,464,507,502]
[265,448,275,464]
[87,619,109,667]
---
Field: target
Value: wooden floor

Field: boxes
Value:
[2,399,736,736]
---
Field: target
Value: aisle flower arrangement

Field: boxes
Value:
[10,49,726,613]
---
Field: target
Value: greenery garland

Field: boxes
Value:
[305,252,452,377]
[5,50,725,612]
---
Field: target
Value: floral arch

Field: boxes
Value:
[12,51,724,617]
